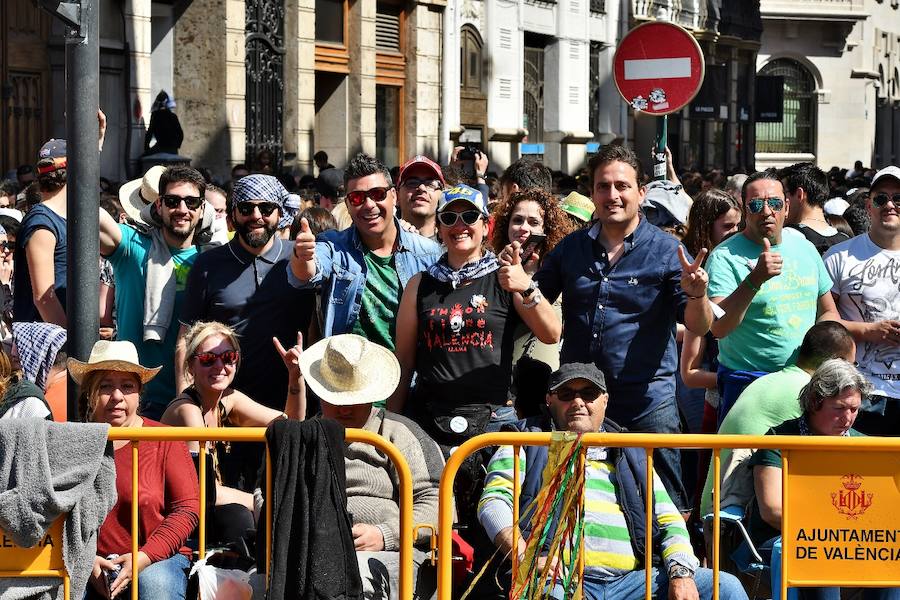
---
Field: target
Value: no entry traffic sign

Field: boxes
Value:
[613,22,705,116]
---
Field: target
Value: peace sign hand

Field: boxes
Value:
[273,332,304,382]
[678,245,709,299]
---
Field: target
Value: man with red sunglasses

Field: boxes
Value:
[823,165,900,436]
[290,153,441,358]
[98,165,208,419]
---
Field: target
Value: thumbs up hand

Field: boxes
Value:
[498,241,532,294]
[749,237,782,289]
[292,218,316,263]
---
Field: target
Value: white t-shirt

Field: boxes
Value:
[824,234,900,397]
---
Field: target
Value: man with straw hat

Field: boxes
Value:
[300,334,443,600]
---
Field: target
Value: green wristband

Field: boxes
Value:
[743,277,760,293]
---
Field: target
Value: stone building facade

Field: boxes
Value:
[755,0,900,170]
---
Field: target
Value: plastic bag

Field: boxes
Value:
[189,556,253,600]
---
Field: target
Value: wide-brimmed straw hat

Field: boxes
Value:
[119,165,166,224]
[298,334,400,406]
[67,340,161,385]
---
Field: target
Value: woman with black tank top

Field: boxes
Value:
[388,185,561,455]
[160,320,304,550]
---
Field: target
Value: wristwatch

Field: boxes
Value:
[521,280,538,299]
[669,565,695,580]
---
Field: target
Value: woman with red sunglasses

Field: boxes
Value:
[160,320,304,549]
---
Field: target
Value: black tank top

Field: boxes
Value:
[413,271,520,411]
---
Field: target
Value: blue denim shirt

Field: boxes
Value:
[287,218,442,337]
[534,218,690,423]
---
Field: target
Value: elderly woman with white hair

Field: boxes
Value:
[746,359,899,600]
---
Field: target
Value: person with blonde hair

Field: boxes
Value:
[69,340,198,600]
[161,320,304,546]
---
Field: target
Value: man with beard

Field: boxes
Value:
[176,174,315,487]
[99,165,207,417]
[396,155,445,241]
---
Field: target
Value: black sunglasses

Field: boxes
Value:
[236,201,279,217]
[871,193,900,208]
[437,210,482,227]
[553,385,603,403]
[160,194,204,211]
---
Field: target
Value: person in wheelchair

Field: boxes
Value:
[747,359,899,600]
[478,362,748,600]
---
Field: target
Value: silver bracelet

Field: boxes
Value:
[521,289,543,309]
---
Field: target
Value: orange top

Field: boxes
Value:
[45,377,67,422]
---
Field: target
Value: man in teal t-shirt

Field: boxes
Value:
[99,166,206,419]
[706,169,841,419]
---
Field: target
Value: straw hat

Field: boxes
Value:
[298,334,400,406]
[67,340,161,385]
[119,165,166,224]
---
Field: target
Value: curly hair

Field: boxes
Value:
[682,188,741,258]
[490,188,575,258]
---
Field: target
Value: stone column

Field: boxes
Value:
[408,0,445,159]
[284,0,316,173]
[124,0,152,175]
[173,0,245,179]
[349,0,377,156]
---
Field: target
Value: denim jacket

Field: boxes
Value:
[287,218,442,337]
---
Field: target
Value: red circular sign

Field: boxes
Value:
[613,22,705,116]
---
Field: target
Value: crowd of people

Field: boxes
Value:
[1,127,899,600]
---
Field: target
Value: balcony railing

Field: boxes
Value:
[760,0,867,19]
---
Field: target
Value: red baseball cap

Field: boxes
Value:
[398,155,445,186]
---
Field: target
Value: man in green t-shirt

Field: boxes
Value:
[699,321,856,516]
[706,168,841,421]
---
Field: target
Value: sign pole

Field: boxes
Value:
[654,115,668,181]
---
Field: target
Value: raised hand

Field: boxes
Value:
[273,332,304,378]
[750,238,782,288]
[292,218,316,262]
[498,241,532,294]
[678,245,709,298]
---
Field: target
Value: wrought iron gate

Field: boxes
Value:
[523,46,544,144]
[245,0,285,172]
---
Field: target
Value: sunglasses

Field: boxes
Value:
[553,385,603,403]
[236,201,279,217]
[402,178,442,191]
[437,210,482,227]
[346,186,392,207]
[193,350,240,367]
[871,193,900,208]
[747,197,785,214]
[160,194,204,211]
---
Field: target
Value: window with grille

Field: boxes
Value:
[589,0,606,13]
[376,3,402,53]
[756,58,816,154]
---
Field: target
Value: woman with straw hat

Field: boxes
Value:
[69,340,198,600]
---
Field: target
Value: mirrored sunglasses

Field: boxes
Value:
[193,350,240,367]
[747,197,785,214]
[346,186,392,207]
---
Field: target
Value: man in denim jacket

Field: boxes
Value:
[290,153,442,352]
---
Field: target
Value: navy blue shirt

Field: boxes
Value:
[13,204,67,323]
[181,236,314,410]
[534,218,689,423]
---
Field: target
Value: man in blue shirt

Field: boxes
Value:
[534,144,711,512]
[290,153,441,350]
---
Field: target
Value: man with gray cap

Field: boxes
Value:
[478,362,747,600]
[176,174,315,487]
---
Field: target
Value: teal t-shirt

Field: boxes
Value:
[699,365,809,515]
[706,231,832,372]
[350,250,401,352]
[108,225,199,417]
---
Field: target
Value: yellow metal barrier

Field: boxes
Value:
[0,518,70,599]
[105,426,415,600]
[437,432,900,600]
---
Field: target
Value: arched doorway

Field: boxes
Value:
[756,58,816,155]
